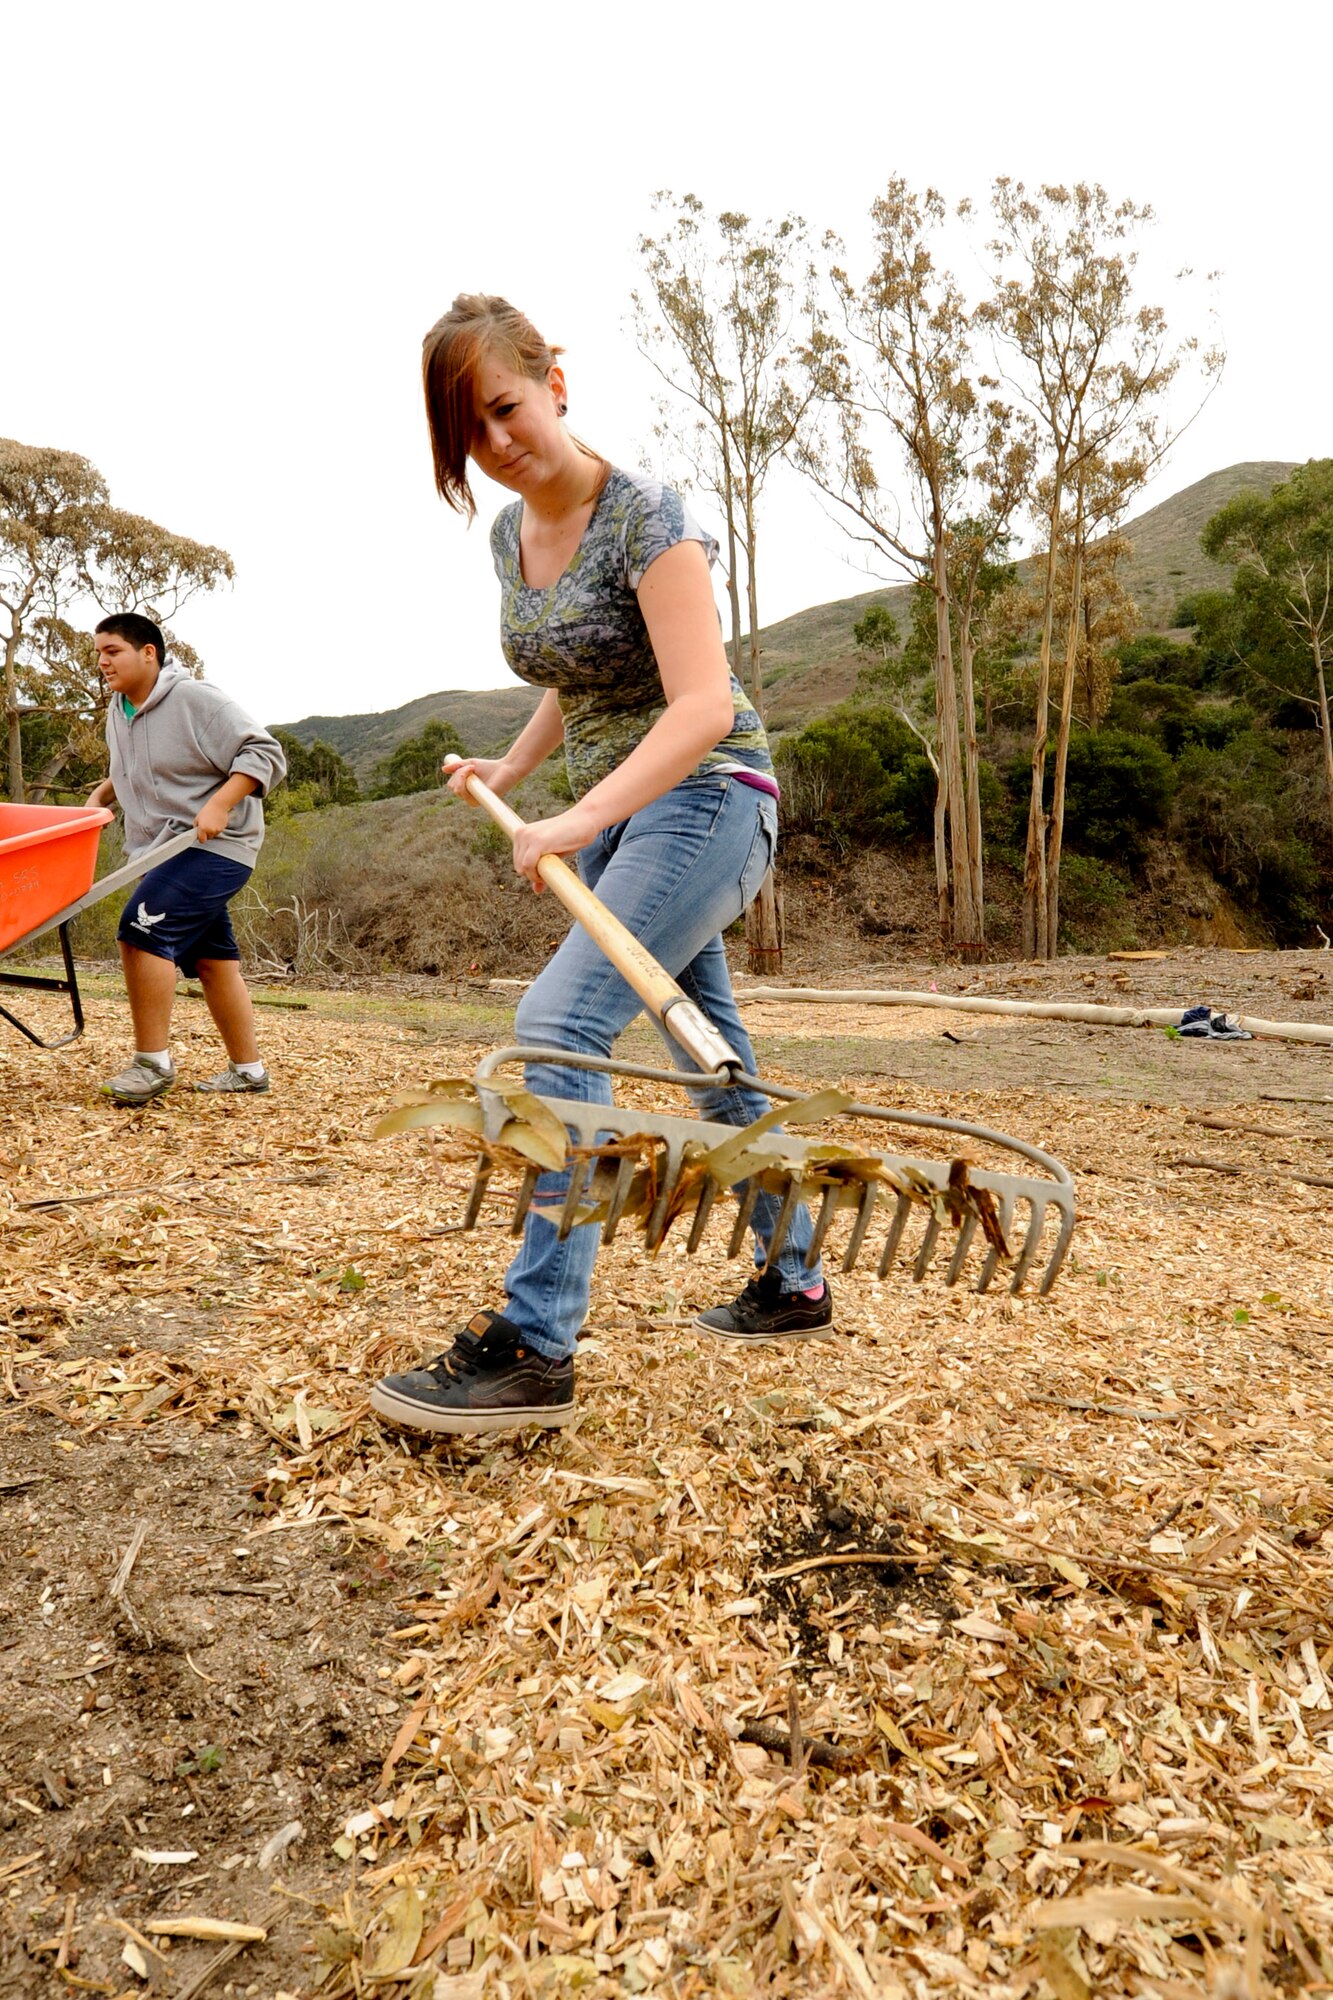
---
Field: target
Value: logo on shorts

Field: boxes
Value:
[133,904,168,931]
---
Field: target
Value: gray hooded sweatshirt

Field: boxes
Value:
[106,663,287,867]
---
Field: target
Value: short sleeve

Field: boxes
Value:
[490,503,520,582]
[621,480,719,590]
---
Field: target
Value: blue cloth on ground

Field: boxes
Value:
[1177,1005,1252,1040]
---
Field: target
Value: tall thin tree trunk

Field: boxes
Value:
[933,756,950,947]
[746,871,783,976]
[958,598,985,953]
[745,878,782,975]
[931,526,978,949]
[718,436,743,680]
[1081,587,1096,729]
[4,711,22,804]
[1045,484,1086,958]
[743,489,764,720]
[893,706,949,933]
[1313,632,1333,863]
[1023,467,1066,960]
[723,523,743,681]
[4,632,25,802]
[739,493,783,975]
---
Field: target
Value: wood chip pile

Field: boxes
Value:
[2,986,1332,1999]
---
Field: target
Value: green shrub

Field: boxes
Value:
[470,817,512,862]
[1170,702,1254,756]
[1003,730,1175,860]
[369,718,465,799]
[1172,731,1318,929]
[1058,852,1128,916]
[1114,634,1204,687]
[268,778,323,818]
[271,731,360,808]
[776,704,934,849]
[1055,853,1132,950]
[1106,683,1254,756]
[1062,730,1175,858]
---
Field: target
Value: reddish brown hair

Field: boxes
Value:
[422,294,564,519]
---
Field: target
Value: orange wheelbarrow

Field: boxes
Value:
[0,804,195,1050]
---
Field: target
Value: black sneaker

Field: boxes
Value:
[695,1268,834,1343]
[369,1311,575,1436]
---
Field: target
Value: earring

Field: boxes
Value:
[558,402,568,416]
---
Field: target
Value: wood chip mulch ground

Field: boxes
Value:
[2,964,1331,2000]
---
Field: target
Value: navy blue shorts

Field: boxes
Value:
[117,847,253,978]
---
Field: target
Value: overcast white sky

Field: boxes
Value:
[5,2,1328,728]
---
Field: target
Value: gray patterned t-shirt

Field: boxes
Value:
[490,467,775,800]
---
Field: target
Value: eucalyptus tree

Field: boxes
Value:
[1051,459,1138,731]
[634,193,819,971]
[0,438,232,800]
[795,181,1030,952]
[634,193,818,709]
[1202,460,1333,858]
[980,182,1219,956]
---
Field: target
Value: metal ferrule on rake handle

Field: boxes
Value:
[444,759,746,1082]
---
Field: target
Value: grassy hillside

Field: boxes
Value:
[278,461,1297,760]
[1118,459,1296,624]
[277,685,541,782]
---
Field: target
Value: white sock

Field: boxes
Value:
[233,1059,266,1080]
[136,1049,172,1071]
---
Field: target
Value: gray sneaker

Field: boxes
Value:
[101,1057,176,1105]
[195,1063,270,1094]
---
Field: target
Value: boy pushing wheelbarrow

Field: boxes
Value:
[86,614,287,1105]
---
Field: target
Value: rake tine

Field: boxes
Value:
[685,1175,719,1255]
[462,1160,492,1232]
[456,1068,1075,1298]
[510,1166,540,1236]
[803,1182,840,1270]
[974,1192,1015,1292]
[727,1179,761,1258]
[1008,1197,1047,1294]
[945,1211,978,1285]
[600,1153,639,1245]
[643,1148,681,1252]
[554,1166,591,1241]
[841,1179,879,1273]
[760,1176,803,1274]
[877,1191,913,1278]
[912,1213,942,1281]
[1039,1198,1077,1296]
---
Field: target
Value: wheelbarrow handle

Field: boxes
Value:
[443,758,745,1082]
[16,827,200,936]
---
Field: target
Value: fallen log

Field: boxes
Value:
[740,986,1333,1046]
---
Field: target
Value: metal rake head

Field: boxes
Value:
[457,1050,1076,1298]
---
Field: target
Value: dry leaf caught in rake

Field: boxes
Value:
[375,1067,1039,1286]
[374,1076,568,1174]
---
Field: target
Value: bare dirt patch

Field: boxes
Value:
[0,1351,418,1996]
[2,955,1332,1997]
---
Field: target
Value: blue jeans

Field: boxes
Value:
[502,775,821,1358]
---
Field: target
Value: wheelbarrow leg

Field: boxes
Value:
[0,923,87,1050]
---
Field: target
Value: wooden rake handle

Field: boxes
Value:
[444,757,745,1081]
